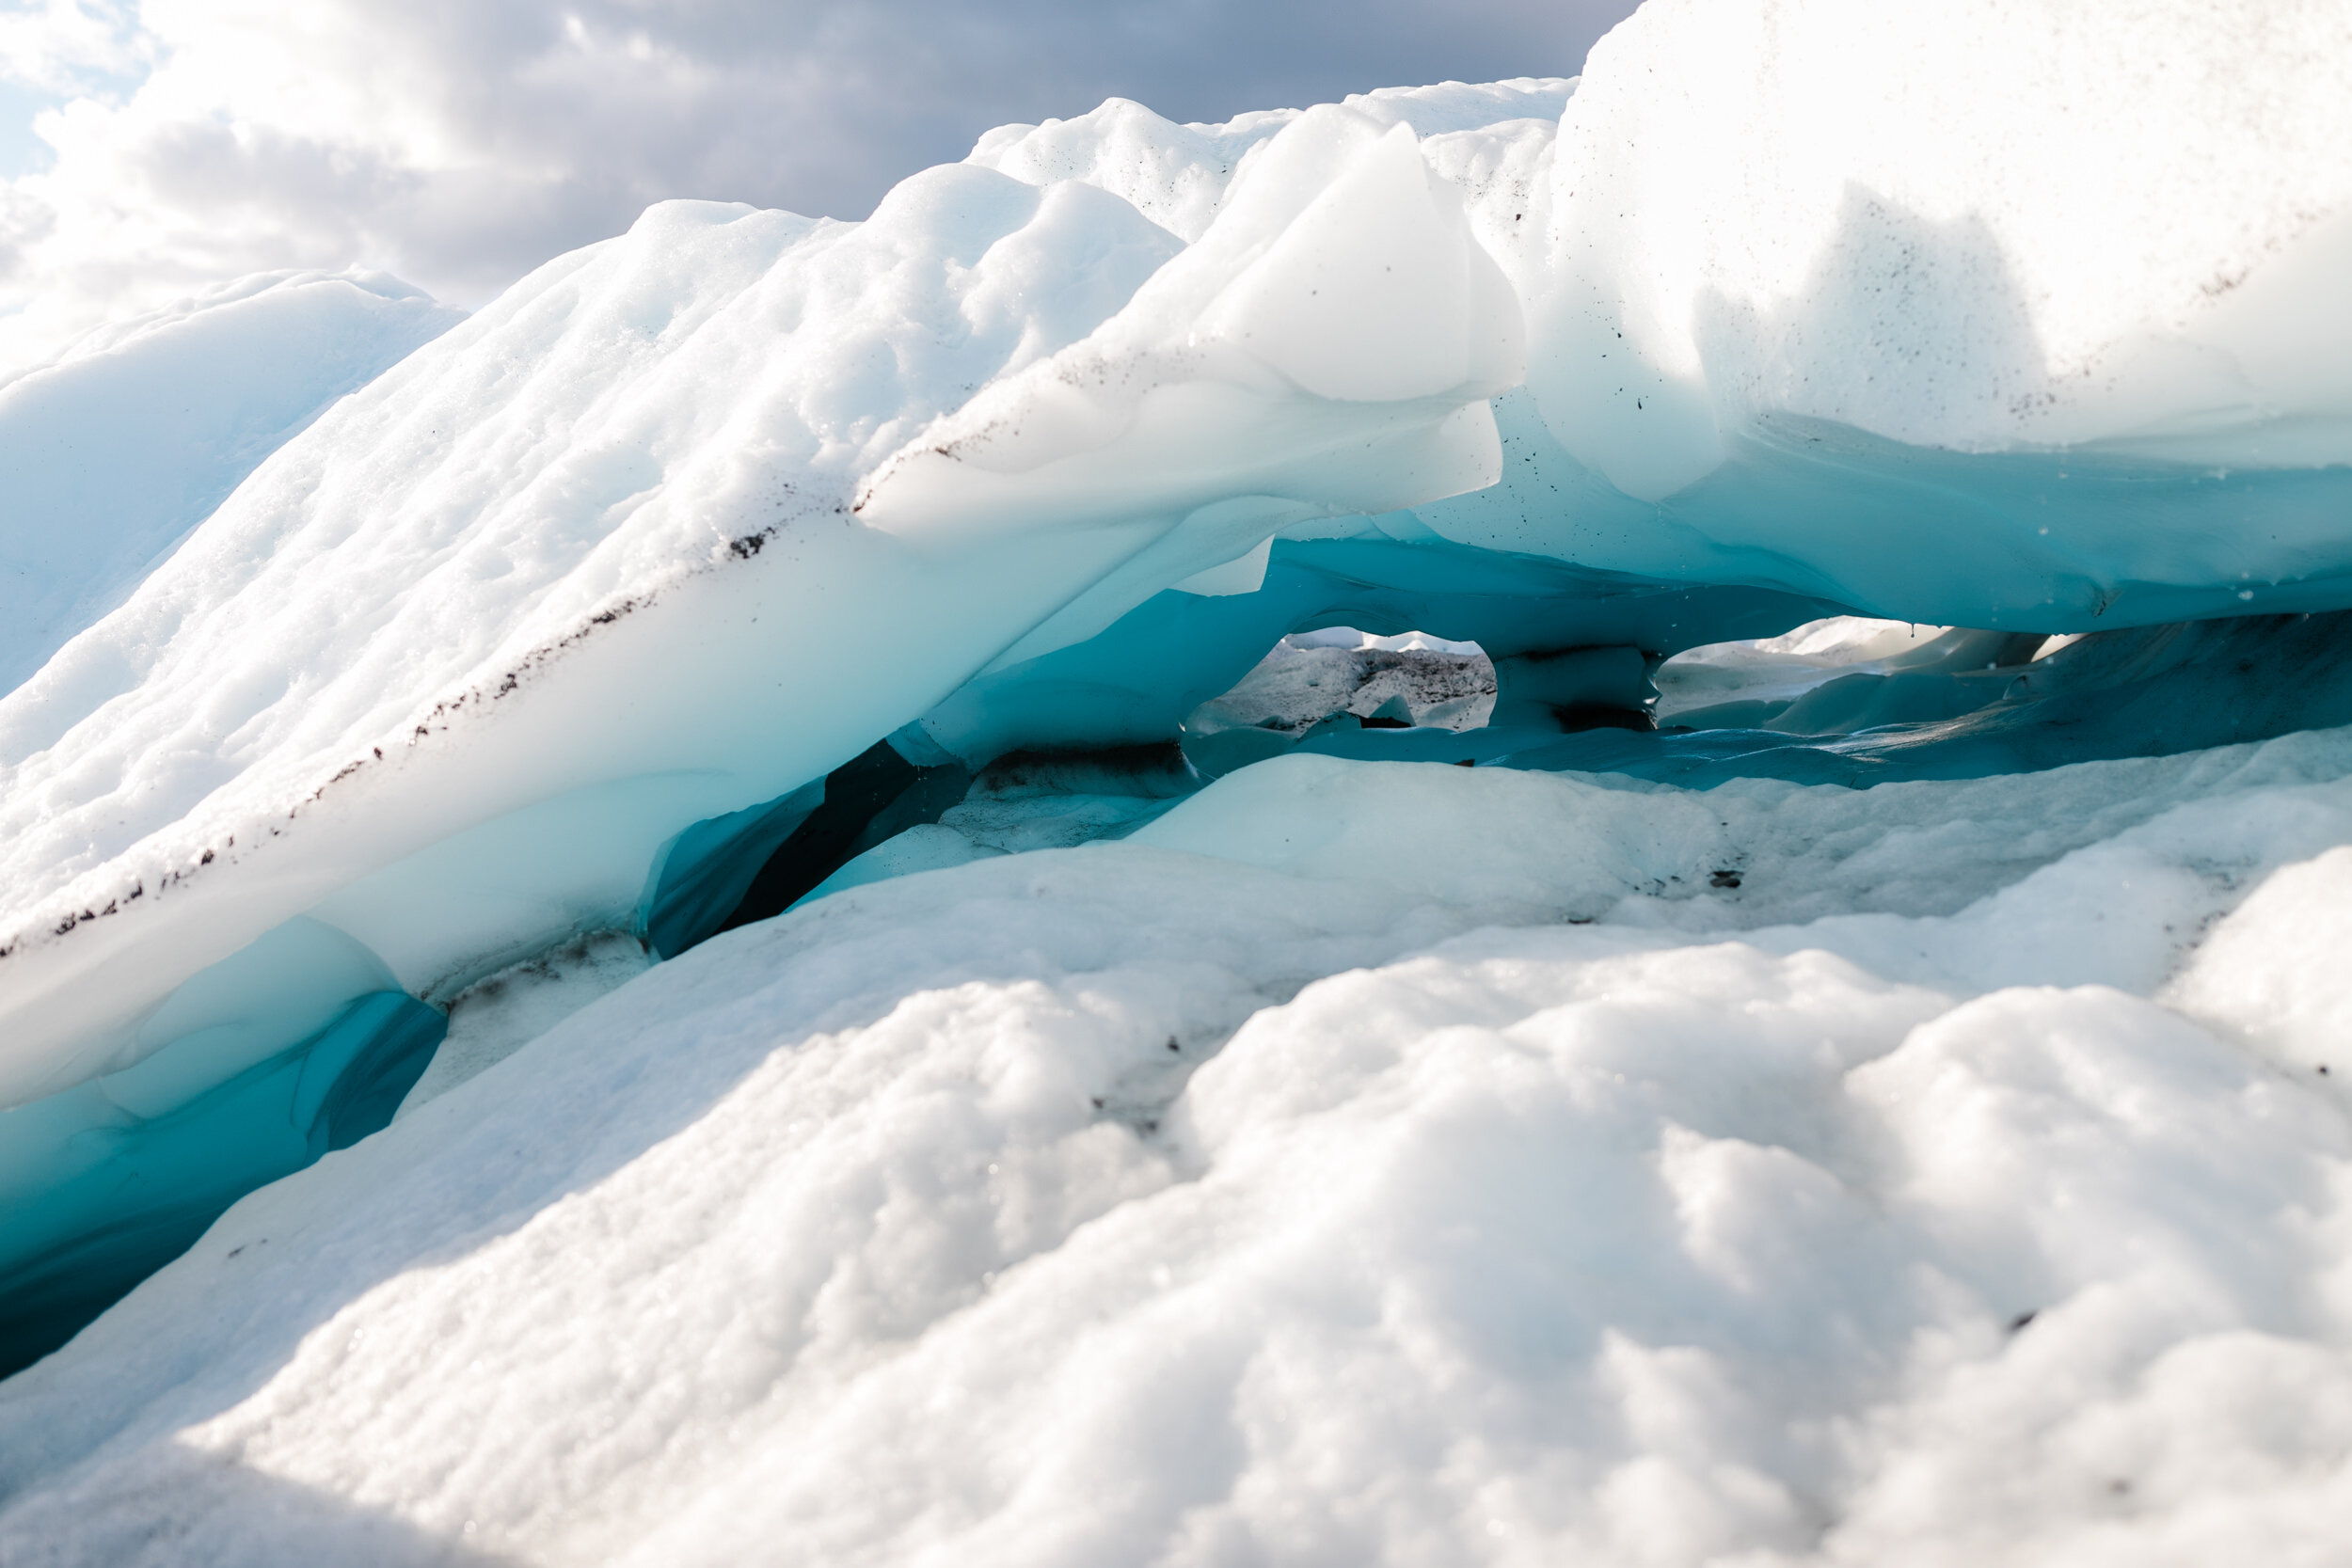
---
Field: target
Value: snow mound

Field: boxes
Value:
[0,270,462,695]
[1536,0,2352,490]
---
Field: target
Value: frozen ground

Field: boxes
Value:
[2,0,2351,1560]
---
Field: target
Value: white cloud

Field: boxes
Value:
[0,0,1631,373]
[0,0,140,95]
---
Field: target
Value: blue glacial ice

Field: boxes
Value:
[2,4,2352,1548]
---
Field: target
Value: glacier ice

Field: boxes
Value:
[2,0,2352,1554]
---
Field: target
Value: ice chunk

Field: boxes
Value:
[1653,616,1948,722]
[1481,611,2352,787]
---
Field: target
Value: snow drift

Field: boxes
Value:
[4,0,2352,1559]
[0,270,463,698]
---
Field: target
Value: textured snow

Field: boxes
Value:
[6,736,2352,1563]
[966,79,1574,244]
[1531,0,2352,491]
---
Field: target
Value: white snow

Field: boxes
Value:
[6,735,2352,1563]
[966,79,1574,244]
[1283,624,1486,657]
[1530,0,2352,495]
[0,269,462,696]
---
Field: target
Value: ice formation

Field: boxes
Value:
[3,0,2352,1559]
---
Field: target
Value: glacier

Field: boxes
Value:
[3,0,2352,1559]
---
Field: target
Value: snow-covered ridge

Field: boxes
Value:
[0,270,463,697]
[3,0,2352,1450]
[0,83,1560,1103]
[966,77,1575,243]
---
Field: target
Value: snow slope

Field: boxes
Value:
[5,736,2352,1564]
[0,270,464,696]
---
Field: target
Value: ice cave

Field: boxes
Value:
[3,0,2352,1560]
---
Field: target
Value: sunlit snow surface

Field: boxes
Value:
[4,0,2352,1558]
[8,741,2352,1564]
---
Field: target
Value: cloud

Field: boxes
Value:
[0,0,1633,372]
[0,0,141,95]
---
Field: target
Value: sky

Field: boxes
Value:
[0,0,1638,373]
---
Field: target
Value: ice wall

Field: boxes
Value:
[1465,0,2352,624]
[0,89,1572,1359]
[0,271,464,695]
